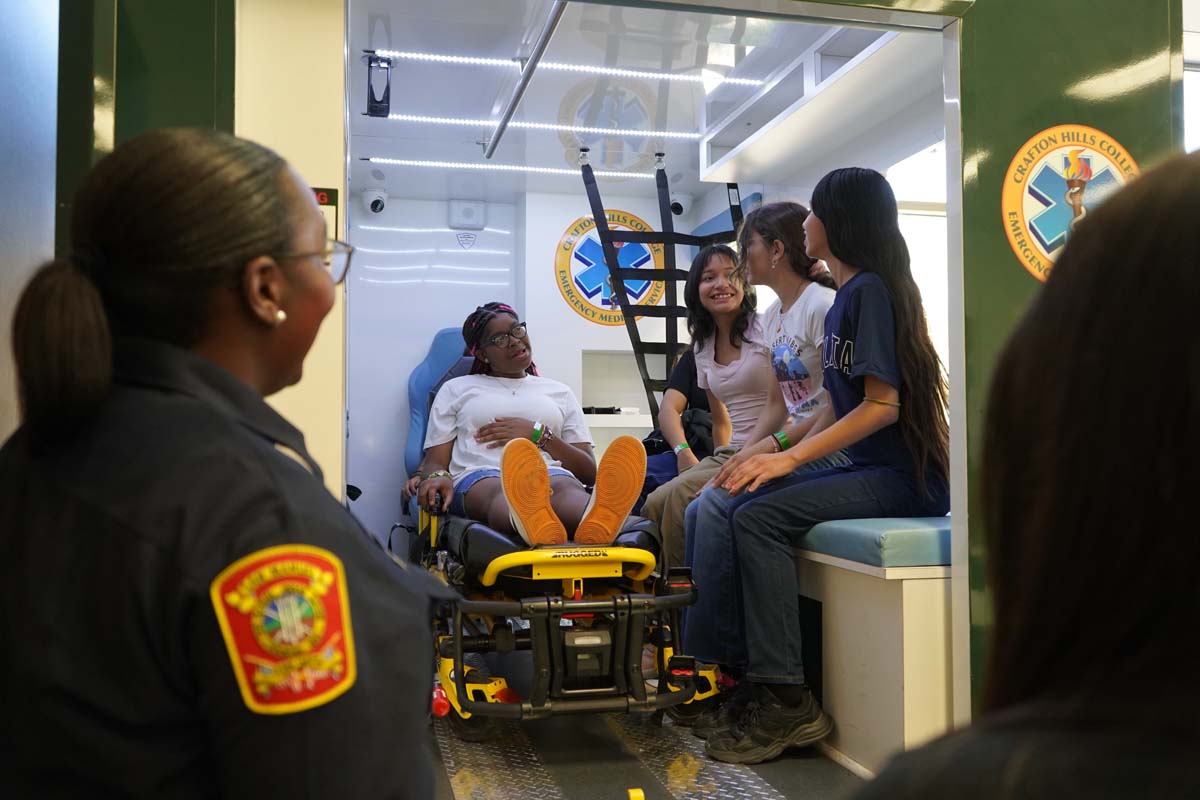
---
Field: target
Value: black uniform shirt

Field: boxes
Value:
[0,339,454,798]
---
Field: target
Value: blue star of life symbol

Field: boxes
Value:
[575,87,649,168]
[572,234,652,306]
[1028,155,1122,253]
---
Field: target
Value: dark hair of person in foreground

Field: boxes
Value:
[854,151,1200,799]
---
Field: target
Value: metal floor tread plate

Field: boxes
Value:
[430,710,862,800]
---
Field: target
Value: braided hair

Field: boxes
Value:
[461,302,537,376]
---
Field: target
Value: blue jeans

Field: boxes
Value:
[682,451,851,670]
[447,467,575,517]
[734,465,949,684]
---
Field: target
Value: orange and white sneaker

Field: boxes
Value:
[500,438,567,547]
[575,434,646,546]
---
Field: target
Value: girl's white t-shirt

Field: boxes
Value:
[425,373,593,484]
[760,283,837,421]
[693,316,774,449]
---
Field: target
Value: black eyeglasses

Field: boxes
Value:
[483,322,528,348]
[277,237,355,285]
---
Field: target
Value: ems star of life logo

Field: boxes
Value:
[1002,124,1138,281]
[555,210,666,326]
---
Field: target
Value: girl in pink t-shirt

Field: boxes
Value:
[641,244,774,565]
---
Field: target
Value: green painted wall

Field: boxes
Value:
[113,0,235,143]
[56,0,234,252]
[957,0,1184,699]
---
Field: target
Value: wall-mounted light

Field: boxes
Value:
[363,156,654,179]
[384,113,701,140]
[372,50,762,89]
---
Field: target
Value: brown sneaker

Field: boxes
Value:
[500,439,567,546]
[574,435,646,546]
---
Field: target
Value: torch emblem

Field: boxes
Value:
[1001,125,1139,282]
[1062,149,1094,230]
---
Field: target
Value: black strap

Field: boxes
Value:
[580,158,744,418]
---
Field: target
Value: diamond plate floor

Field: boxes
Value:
[430,710,862,800]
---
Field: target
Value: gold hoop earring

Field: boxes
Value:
[274,309,287,325]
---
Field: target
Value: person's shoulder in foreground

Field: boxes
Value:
[855,700,1200,800]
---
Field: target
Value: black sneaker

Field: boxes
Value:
[704,685,833,765]
[690,681,756,740]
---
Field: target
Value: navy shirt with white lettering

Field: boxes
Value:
[821,270,915,474]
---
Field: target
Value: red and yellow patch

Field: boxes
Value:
[210,544,356,715]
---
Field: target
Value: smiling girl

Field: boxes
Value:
[409,302,645,548]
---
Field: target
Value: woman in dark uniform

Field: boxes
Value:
[0,129,453,798]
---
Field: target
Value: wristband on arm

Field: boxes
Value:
[773,431,791,452]
[531,421,544,444]
[673,442,691,455]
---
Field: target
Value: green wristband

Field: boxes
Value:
[673,442,691,454]
[773,431,792,451]
[531,421,543,444]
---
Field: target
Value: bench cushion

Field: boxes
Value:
[801,517,951,568]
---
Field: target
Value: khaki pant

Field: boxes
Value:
[640,446,737,567]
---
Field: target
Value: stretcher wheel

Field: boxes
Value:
[447,668,502,742]
[447,705,501,742]
[664,693,718,726]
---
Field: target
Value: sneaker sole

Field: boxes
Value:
[500,439,567,546]
[704,711,834,765]
[575,435,646,545]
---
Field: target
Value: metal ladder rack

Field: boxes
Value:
[579,151,745,418]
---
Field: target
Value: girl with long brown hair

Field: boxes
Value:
[701,168,950,765]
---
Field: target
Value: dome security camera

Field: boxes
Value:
[363,189,388,214]
[669,193,692,216]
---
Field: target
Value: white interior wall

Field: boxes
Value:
[345,199,518,541]
[521,191,688,400]
[0,2,58,440]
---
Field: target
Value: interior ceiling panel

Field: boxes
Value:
[348,0,836,202]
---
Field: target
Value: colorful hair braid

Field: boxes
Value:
[461,301,538,376]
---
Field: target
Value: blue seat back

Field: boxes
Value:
[405,328,469,475]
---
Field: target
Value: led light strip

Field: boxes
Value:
[364,157,654,179]
[541,60,761,86]
[373,49,761,87]
[356,225,512,234]
[385,113,700,140]
[363,264,511,273]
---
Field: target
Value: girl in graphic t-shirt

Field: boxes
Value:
[407,302,645,548]
[699,169,951,765]
[681,203,849,725]
[640,244,774,567]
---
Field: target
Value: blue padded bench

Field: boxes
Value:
[802,517,951,569]
[794,516,954,777]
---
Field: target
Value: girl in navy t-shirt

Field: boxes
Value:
[701,168,950,766]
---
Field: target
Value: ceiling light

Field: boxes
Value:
[361,277,510,287]
[540,60,760,87]
[356,247,436,254]
[373,50,761,88]
[374,50,515,68]
[363,264,511,273]
[364,157,654,179]
[355,225,512,235]
[386,114,701,140]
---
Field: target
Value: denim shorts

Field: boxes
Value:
[449,467,576,517]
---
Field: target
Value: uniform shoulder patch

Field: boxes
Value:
[210,544,356,715]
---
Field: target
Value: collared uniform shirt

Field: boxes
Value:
[0,339,455,798]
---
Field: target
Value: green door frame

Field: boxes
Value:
[55,0,235,256]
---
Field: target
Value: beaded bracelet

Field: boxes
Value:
[537,426,555,450]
